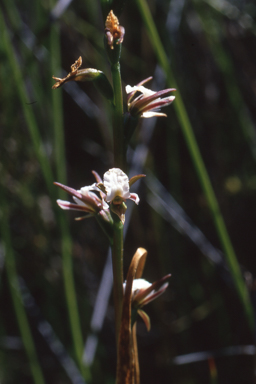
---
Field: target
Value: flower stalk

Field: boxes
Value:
[112,214,124,343]
[104,10,126,347]
[111,60,126,337]
[104,10,125,169]
[112,62,124,169]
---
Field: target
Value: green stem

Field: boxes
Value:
[109,47,125,345]
[0,188,45,384]
[111,62,124,169]
[135,0,254,330]
[111,216,124,343]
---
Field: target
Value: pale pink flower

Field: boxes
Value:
[126,77,175,118]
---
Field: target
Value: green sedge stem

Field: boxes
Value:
[59,219,90,380]
[110,45,125,345]
[111,61,124,169]
[135,0,254,331]
[111,216,124,344]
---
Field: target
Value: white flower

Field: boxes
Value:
[131,278,152,292]
[123,278,151,294]
[123,277,169,306]
[103,168,140,205]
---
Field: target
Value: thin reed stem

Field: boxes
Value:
[135,0,254,330]
[0,188,45,384]
[111,61,124,169]
[110,45,125,344]
[50,20,90,380]
[111,216,124,344]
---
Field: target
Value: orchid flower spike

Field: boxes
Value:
[126,76,176,118]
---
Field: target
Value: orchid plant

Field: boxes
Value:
[52,6,175,384]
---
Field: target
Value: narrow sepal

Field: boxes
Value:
[133,274,171,307]
[129,174,146,187]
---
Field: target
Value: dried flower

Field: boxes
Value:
[52,57,114,100]
[105,10,125,50]
[53,57,95,89]
[126,77,176,118]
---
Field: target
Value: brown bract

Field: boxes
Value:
[105,10,125,50]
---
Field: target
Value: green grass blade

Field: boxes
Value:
[0,188,46,384]
[0,9,55,197]
[49,17,91,380]
[195,2,256,160]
